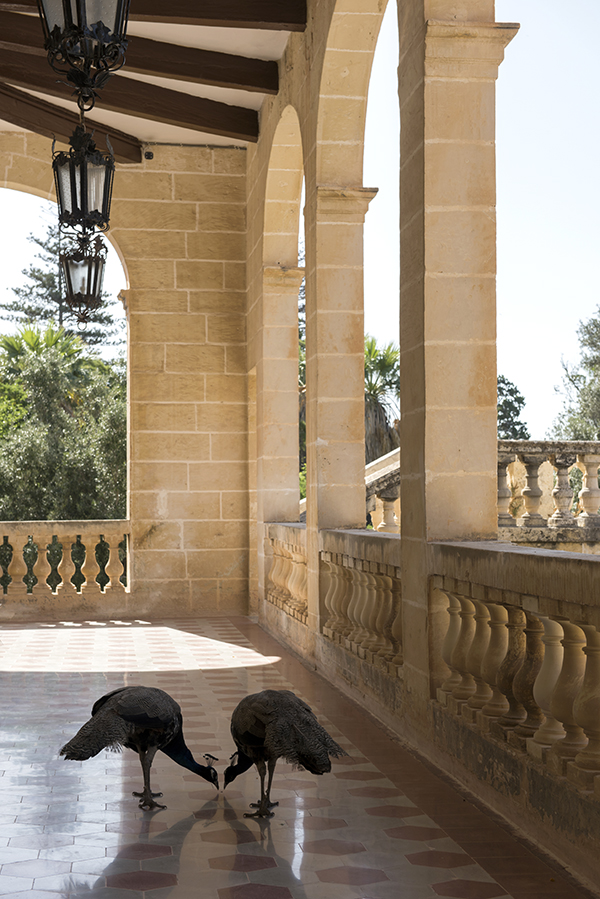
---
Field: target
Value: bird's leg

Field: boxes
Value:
[246,760,277,818]
[133,746,166,810]
[264,758,279,810]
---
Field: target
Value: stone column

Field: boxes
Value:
[398,6,518,723]
[256,265,305,607]
[304,186,377,636]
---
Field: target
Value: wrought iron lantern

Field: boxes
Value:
[53,124,115,235]
[60,234,107,325]
[36,0,131,111]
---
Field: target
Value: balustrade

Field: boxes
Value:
[265,527,308,624]
[318,531,402,677]
[497,440,600,537]
[435,575,600,798]
[0,522,128,600]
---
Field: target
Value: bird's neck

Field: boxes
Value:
[161,730,204,774]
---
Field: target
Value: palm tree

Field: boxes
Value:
[364,335,400,464]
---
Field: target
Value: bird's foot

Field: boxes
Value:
[244,806,275,819]
[250,799,279,809]
[133,790,166,811]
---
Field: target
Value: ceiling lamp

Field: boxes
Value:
[53,125,115,236]
[36,0,131,111]
[60,235,107,325]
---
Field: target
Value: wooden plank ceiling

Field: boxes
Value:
[0,0,306,163]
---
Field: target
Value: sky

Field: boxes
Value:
[1,1,599,437]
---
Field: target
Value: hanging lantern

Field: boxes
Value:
[36,0,131,110]
[60,235,107,325]
[53,125,115,234]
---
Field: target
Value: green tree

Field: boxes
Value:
[0,223,123,347]
[0,325,126,520]
[552,307,600,439]
[364,335,400,464]
[497,374,530,439]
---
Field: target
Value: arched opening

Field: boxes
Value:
[0,185,128,520]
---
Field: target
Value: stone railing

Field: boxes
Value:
[498,440,600,544]
[319,529,402,676]
[0,521,129,601]
[434,553,600,796]
[265,524,307,624]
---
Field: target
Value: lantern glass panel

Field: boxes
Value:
[85,0,121,32]
[87,163,107,216]
[56,160,75,216]
[40,0,70,32]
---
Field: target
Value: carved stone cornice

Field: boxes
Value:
[425,20,520,80]
[315,186,379,223]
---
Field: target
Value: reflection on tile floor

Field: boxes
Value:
[0,616,592,898]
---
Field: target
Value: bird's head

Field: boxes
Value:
[203,753,219,789]
[223,751,239,789]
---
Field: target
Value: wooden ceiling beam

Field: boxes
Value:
[0,82,142,163]
[0,49,259,142]
[0,11,279,94]
[0,0,307,30]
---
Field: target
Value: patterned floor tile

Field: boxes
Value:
[0,618,590,899]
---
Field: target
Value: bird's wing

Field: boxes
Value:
[94,687,179,731]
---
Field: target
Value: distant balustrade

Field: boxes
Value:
[498,440,600,540]
[0,521,129,599]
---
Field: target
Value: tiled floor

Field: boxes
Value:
[0,616,593,899]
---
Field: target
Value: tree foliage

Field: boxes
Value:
[551,307,600,439]
[0,326,126,520]
[0,223,123,347]
[497,374,530,439]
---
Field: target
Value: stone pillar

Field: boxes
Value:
[398,6,518,723]
[304,186,377,635]
[256,265,304,606]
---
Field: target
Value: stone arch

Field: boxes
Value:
[263,104,304,268]
[316,0,389,187]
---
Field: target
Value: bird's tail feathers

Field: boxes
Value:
[269,718,347,774]
[60,711,130,761]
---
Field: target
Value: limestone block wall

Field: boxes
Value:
[111,145,249,616]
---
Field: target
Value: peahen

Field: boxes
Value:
[60,685,219,809]
[223,689,347,817]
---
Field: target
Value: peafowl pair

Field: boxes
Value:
[60,686,345,815]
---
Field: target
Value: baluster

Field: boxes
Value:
[376,488,399,533]
[576,453,600,526]
[321,557,336,635]
[528,616,566,758]
[517,453,547,527]
[32,533,52,595]
[492,606,527,734]
[373,572,395,662]
[463,599,493,721]
[267,540,284,606]
[331,557,353,639]
[359,569,382,657]
[548,453,576,527]
[569,625,600,788]
[547,619,588,776]
[7,536,28,597]
[497,454,515,527]
[388,574,403,668]
[280,543,297,615]
[351,566,372,649]
[508,613,545,749]
[80,535,102,595]
[57,535,77,597]
[284,545,302,615]
[449,594,477,708]
[295,548,308,620]
[104,533,124,592]
[439,592,462,700]
[479,602,510,725]
[344,560,363,649]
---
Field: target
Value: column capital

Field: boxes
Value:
[262,265,305,291]
[316,186,379,223]
[425,20,520,80]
